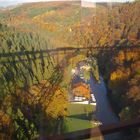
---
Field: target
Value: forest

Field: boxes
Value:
[0,0,140,139]
[72,1,140,120]
[0,23,69,139]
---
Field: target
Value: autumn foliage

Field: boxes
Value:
[16,80,68,119]
[100,48,140,120]
[72,83,91,99]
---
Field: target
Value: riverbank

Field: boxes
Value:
[88,74,123,140]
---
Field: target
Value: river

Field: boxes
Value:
[88,74,122,139]
[72,60,122,139]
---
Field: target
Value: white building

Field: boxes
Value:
[71,68,79,75]
[81,1,96,8]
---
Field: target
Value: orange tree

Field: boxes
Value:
[72,83,91,100]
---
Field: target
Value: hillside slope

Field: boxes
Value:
[0,1,95,47]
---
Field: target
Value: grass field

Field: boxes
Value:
[63,103,95,133]
[62,103,102,140]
